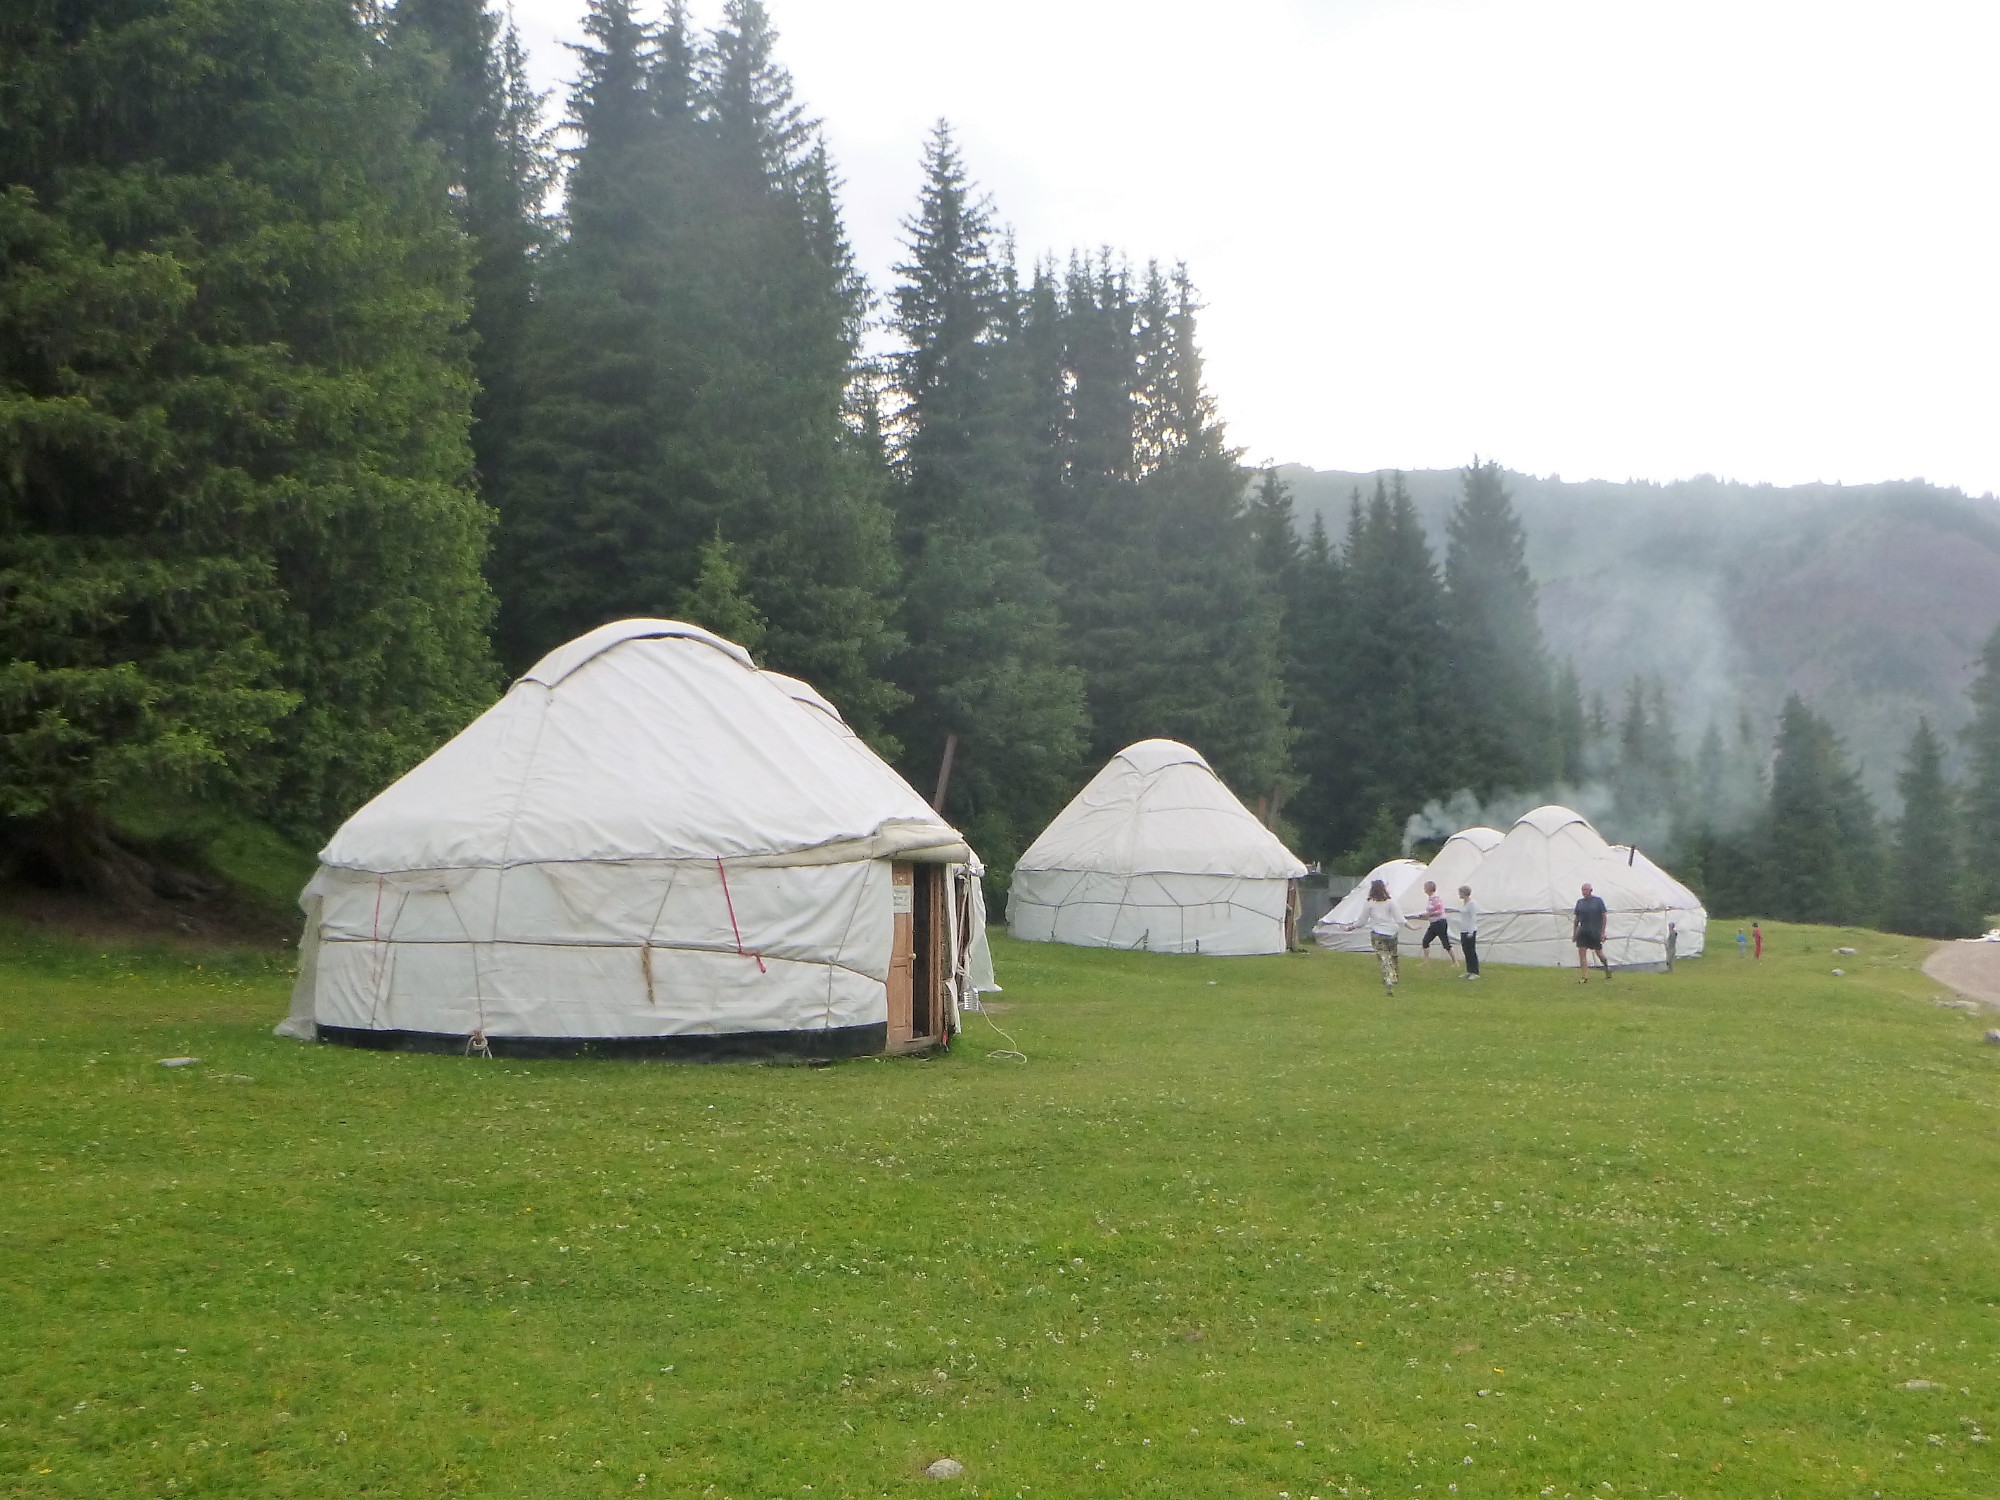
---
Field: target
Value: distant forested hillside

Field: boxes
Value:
[1279,467,2000,810]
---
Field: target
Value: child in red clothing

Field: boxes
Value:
[1753,921,1763,959]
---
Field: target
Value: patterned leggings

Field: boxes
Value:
[1370,931,1400,986]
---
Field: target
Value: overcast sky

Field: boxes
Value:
[504,0,1999,497]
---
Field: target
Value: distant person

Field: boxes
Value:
[1458,884,1481,980]
[1665,920,1678,972]
[1753,921,1763,960]
[1736,928,1748,958]
[1343,877,1414,993]
[1573,881,1612,983]
[1419,880,1457,964]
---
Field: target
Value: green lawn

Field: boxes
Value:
[4,919,1999,1499]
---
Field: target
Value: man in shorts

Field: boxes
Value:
[1573,882,1611,982]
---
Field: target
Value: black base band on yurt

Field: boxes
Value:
[315,1022,889,1062]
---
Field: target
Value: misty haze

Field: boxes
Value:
[5,3,2000,1498]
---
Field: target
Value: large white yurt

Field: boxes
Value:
[1311,857,1429,952]
[276,621,992,1059]
[1424,826,1504,907]
[1467,804,1707,967]
[1008,739,1307,955]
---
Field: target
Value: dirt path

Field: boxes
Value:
[1923,938,2000,1008]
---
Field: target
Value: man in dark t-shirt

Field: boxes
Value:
[1573,883,1612,983]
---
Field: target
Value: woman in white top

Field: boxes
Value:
[1348,876,1413,992]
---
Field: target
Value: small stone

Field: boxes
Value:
[1830,969,1844,976]
[157,1057,199,1068]
[923,1457,965,1480]
[1904,1379,1941,1390]
[1835,946,1857,955]
[1985,1031,2000,1047]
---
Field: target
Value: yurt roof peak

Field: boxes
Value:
[1113,737,1214,778]
[319,619,966,874]
[520,618,752,688]
[1513,803,1592,837]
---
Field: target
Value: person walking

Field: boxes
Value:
[1344,877,1413,993]
[1419,880,1457,964]
[1573,881,1612,983]
[1458,884,1481,979]
[1736,928,1748,958]
[1664,920,1678,972]
[1752,921,1763,960]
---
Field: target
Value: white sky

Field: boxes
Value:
[505,0,2000,497]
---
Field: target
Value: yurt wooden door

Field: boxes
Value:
[886,862,947,1051]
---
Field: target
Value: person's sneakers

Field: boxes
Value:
[1465,972,1481,980]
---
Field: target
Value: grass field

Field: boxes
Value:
[4,919,2000,1498]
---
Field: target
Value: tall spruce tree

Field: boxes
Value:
[1248,468,1302,589]
[1323,475,1460,857]
[1962,621,2000,919]
[1884,718,1976,937]
[497,0,901,739]
[1074,265,1290,796]
[1027,260,1289,801]
[1679,716,1765,914]
[887,122,1085,876]
[1281,510,1349,860]
[391,0,553,500]
[491,0,667,667]
[1443,458,1557,792]
[1760,695,1879,925]
[0,0,496,879]
[1552,661,1588,784]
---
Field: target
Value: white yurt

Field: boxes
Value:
[1466,804,1707,968]
[1424,826,1504,903]
[1311,857,1429,952]
[1008,739,1307,955]
[276,620,993,1059]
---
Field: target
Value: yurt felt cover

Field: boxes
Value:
[1311,857,1429,953]
[1009,739,1306,955]
[1467,805,1707,968]
[280,621,984,1056]
[1424,826,1504,920]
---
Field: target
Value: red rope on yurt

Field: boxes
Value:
[714,856,766,973]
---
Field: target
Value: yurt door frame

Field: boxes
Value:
[887,862,948,1051]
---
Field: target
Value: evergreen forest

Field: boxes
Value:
[3,0,1996,937]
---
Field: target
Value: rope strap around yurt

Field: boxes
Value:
[714,856,767,973]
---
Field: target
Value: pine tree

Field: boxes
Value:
[1066,265,1290,797]
[1443,458,1556,792]
[1761,695,1879,925]
[887,122,1086,876]
[1679,718,1763,915]
[1247,468,1302,588]
[1552,661,1587,784]
[391,0,553,500]
[1884,719,1976,937]
[491,0,668,667]
[677,530,767,656]
[496,0,901,739]
[1609,675,1683,844]
[1323,475,1460,857]
[1021,259,1289,803]
[1282,511,1349,860]
[0,0,495,875]
[1962,621,2000,919]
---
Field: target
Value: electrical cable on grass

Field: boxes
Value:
[977,1003,1026,1063]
